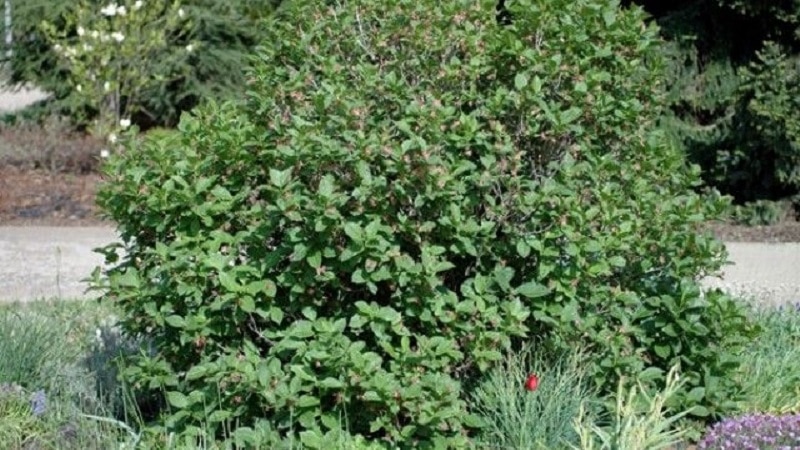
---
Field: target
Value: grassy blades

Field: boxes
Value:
[470,345,593,450]
[0,300,132,449]
[571,365,692,450]
[736,303,800,414]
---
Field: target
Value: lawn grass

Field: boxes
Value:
[735,301,800,414]
[0,299,133,449]
[0,298,798,449]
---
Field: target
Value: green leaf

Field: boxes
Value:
[264,280,277,297]
[559,107,582,125]
[306,251,322,269]
[269,307,284,324]
[343,222,363,242]
[165,315,186,328]
[207,410,232,423]
[517,281,550,298]
[291,320,315,338]
[240,296,256,313]
[654,345,671,358]
[166,391,189,409]
[532,76,543,93]
[296,395,320,408]
[319,377,345,389]
[609,256,627,268]
[516,241,531,258]
[218,272,240,292]
[686,387,706,403]
[318,175,335,197]
[210,185,232,201]
[514,73,529,90]
[269,168,292,188]
[602,9,617,26]
[185,365,208,381]
[300,430,324,449]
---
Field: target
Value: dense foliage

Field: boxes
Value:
[638,0,800,206]
[1,0,279,128]
[95,0,754,446]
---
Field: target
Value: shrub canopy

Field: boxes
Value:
[96,0,753,446]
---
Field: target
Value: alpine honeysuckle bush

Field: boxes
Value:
[95,0,753,446]
[40,0,191,142]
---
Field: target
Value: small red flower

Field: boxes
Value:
[524,373,539,392]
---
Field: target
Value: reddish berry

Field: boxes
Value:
[524,374,539,392]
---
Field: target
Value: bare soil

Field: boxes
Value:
[0,167,109,226]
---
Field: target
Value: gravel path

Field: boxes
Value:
[0,226,797,304]
[0,85,49,113]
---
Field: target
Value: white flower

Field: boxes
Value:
[100,149,110,158]
[178,8,185,18]
[103,81,111,92]
[108,133,118,144]
[120,118,131,129]
[133,0,143,11]
[185,44,194,53]
[82,43,93,51]
[91,30,100,39]
[77,26,85,36]
[116,5,127,16]
[110,32,125,42]
[100,3,118,16]
[75,84,82,92]
[52,44,63,52]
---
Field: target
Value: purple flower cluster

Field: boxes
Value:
[0,383,47,417]
[698,414,800,449]
[30,389,47,417]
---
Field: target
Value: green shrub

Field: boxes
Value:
[734,42,800,194]
[729,199,790,226]
[2,0,278,128]
[96,0,753,446]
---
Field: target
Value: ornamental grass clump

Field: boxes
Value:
[697,414,800,449]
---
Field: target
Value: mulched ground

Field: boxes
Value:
[1,167,799,242]
[0,167,110,226]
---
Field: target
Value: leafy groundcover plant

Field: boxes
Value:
[697,414,800,449]
[96,0,754,447]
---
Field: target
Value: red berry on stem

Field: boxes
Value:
[525,374,539,392]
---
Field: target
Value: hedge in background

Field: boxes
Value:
[1,0,279,128]
[96,0,754,447]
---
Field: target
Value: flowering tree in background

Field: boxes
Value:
[40,0,191,146]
